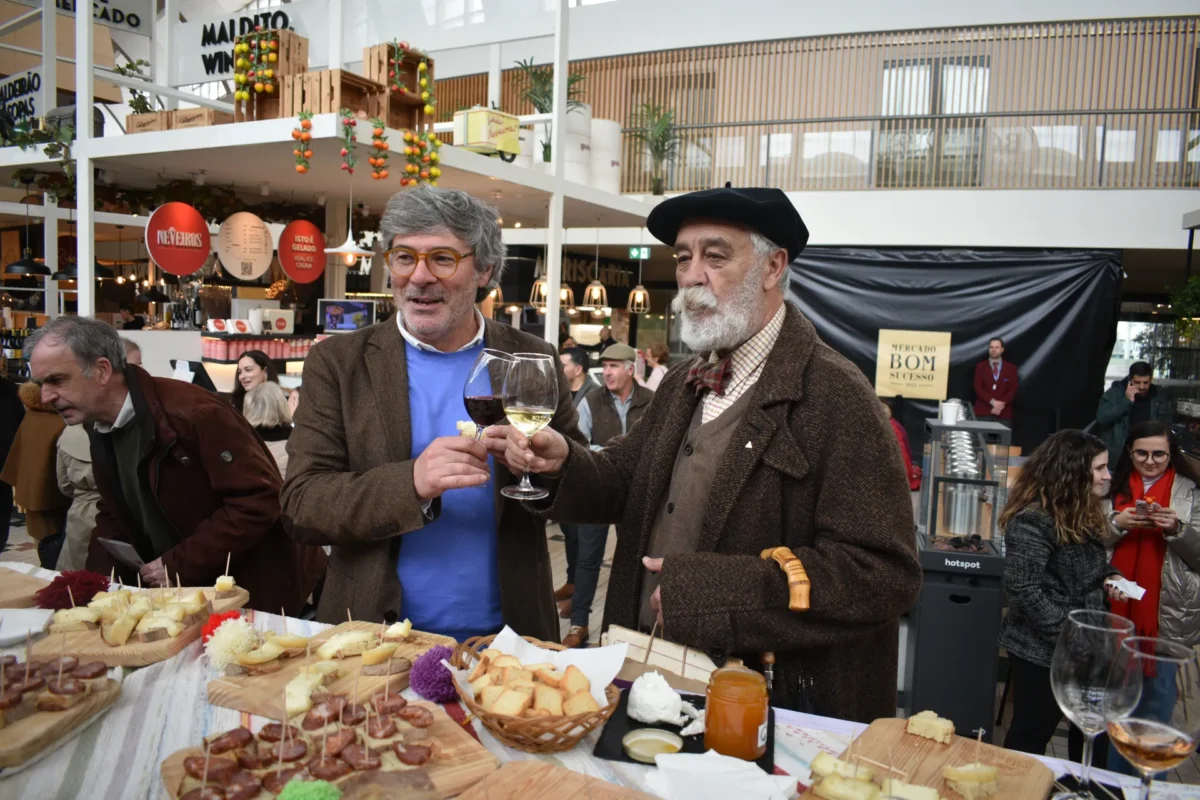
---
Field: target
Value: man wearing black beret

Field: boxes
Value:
[489,186,921,722]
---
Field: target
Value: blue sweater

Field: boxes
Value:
[397,342,502,641]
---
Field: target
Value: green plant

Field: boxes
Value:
[513,58,585,162]
[1170,277,1200,337]
[628,103,683,195]
[113,58,154,115]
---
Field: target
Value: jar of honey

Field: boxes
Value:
[704,665,769,761]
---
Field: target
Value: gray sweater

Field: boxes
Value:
[999,506,1119,667]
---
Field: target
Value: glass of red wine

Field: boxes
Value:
[463,348,516,441]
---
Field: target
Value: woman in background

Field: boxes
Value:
[1102,420,1200,774]
[639,342,670,392]
[0,382,69,567]
[231,349,279,413]
[243,381,293,479]
[998,430,1125,764]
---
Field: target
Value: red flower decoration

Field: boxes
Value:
[202,610,243,643]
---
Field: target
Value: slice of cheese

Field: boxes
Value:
[265,632,310,651]
[285,672,325,716]
[383,619,412,640]
[316,630,374,660]
[906,710,954,744]
[53,607,101,625]
[361,642,399,667]
[235,640,284,667]
[135,616,183,637]
[880,779,942,800]
[305,660,342,679]
[214,575,236,592]
[812,774,881,800]
[811,751,875,781]
[101,614,138,647]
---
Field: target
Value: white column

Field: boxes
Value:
[323,199,347,298]
[74,0,94,317]
[161,0,176,108]
[327,0,344,70]
[486,44,501,109]
[40,0,55,118]
[542,0,569,345]
[43,196,58,318]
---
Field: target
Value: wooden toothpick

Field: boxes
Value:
[305,640,311,672]
[108,567,115,587]
[642,620,659,666]
[225,552,231,577]
[202,741,211,787]
[346,608,353,628]
[136,573,142,591]
[281,608,287,636]
[67,586,75,608]
[975,728,984,764]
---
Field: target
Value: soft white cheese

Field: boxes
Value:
[628,671,687,725]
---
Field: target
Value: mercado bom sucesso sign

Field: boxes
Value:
[277,220,326,284]
[13,0,153,34]
[145,202,211,277]
[874,329,953,401]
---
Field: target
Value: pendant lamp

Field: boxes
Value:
[52,208,79,281]
[137,283,171,303]
[529,254,549,310]
[324,184,374,265]
[486,286,503,305]
[627,237,651,314]
[578,221,607,311]
[5,176,49,276]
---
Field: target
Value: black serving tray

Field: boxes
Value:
[593,688,775,773]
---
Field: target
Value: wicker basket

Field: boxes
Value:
[450,634,620,753]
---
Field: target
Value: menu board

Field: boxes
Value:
[277,220,327,284]
[216,211,274,281]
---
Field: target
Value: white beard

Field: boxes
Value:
[672,263,767,354]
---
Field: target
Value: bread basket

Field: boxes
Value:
[450,634,620,753]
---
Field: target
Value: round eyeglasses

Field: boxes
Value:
[383,246,475,278]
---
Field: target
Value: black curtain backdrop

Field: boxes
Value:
[787,248,1123,454]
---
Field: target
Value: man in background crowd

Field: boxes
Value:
[1095,360,1173,465]
[559,347,597,409]
[557,343,655,648]
[27,316,324,613]
[282,184,583,641]
[973,337,1018,422]
[0,375,23,552]
[122,337,142,367]
[590,326,617,353]
[119,308,145,331]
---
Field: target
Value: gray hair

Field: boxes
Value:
[243,381,292,428]
[750,231,790,289]
[121,338,141,358]
[26,316,127,376]
[380,184,507,289]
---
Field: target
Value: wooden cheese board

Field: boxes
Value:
[459,761,658,800]
[0,678,122,769]
[206,620,455,718]
[799,717,1055,799]
[0,570,50,610]
[29,586,250,667]
[160,700,498,798]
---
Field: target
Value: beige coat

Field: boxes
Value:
[56,425,100,571]
[265,439,289,481]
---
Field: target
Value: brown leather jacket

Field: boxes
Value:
[85,366,326,614]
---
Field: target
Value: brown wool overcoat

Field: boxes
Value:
[539,304,923,722]
[280,318,585,641]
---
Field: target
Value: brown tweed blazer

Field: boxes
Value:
[540,303,922,722]
[281,318,584,641]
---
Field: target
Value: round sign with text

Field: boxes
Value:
[145,202,211,276]
[277,220,327,285]
[217,211,274,282]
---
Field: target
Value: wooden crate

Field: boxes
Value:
[280,69,387,121]
[172,108,234,129]
[231,29,307,123]
[126,111,171,134]
[234,29,308,78]
[363,43,435,131]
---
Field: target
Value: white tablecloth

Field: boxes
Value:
[1,562,1194,799]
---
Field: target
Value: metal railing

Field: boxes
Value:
[618,108,1200,193]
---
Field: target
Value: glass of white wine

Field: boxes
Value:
[1105,635,1199,800]
[501,353,558,501]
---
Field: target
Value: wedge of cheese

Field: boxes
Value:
[813,774,881,800]
[316,630,374,660]
[214,575,238,599]
[880,779,942,800]
[362,642,399,666]
[811,751,875,782]
[906,710,955,744]
[943,763,998,800]
[265,632,310,652]
[305,660,342,680]
[382,619,412,641]
[50,607,101,632]
[101,614,139,647]
[285,671,325,716]
[236,640,284,666]
[135,616,184,641]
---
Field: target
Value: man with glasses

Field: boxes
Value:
[1096,361,1172,466]
[282,185,583,642]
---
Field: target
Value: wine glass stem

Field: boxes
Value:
[519,470,534,491]
[1138,772,1152,800]
[1078,732,1096,787]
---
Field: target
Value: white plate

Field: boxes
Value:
[0,608,54,647]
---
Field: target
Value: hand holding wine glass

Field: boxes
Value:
[500,353,558,501]
[463,348,515,441]
[1105,636,1199,800]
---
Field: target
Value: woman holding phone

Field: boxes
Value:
[1103,419,1200,774]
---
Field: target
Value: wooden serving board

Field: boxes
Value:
[459,761,657,800]
[0,570,50,609]
[29,586,250,667]
[161,700,498,799]
[0,678,121,768]
[799,718,1055,800]
[206,621,455,718]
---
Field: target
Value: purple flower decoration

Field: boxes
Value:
[409,645,457,703]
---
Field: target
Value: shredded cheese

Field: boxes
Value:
[204,617,260,669]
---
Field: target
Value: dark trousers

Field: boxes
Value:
[561,522,609,627]
[1003,655,1107,767]
[0,483,11,552]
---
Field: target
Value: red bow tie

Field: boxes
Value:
[686,357,732,397]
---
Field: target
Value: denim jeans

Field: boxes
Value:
[561,523,609,627]
[1107,662,1179,777]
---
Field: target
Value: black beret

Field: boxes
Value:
[646,186,808,261]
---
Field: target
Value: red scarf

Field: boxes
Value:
[1111,468,1173,638]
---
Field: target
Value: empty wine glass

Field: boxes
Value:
[462,348,515,441]
[1106,636,1200,800]
[500,353,558,501]
[1048,610,1136,799]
